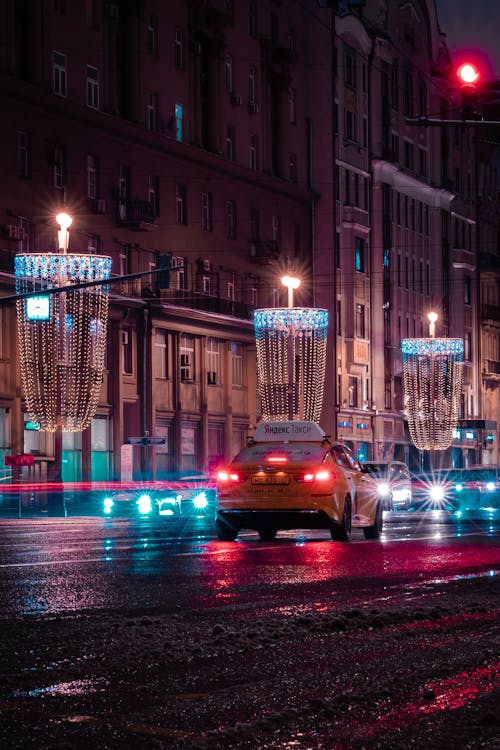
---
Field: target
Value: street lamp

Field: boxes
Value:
[428,311,438,338]
[401,313,464,451]
[15,213,112,432]
[253,273,328,423]
[281,274,301,308]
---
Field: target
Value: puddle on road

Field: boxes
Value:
[12,676,108,699]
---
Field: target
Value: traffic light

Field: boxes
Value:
[456,61,482,119]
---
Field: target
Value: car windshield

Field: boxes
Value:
[235,442,328,465]
[363,463,388,475]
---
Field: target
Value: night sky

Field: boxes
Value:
[435,0,500,78]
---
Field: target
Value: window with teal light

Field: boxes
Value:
[175,103,183,142]
[355,236,364,272]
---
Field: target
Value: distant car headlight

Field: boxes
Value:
[192,491,208,509]
[137,494,153,514]
[429,486,444,502]
[455,483,463,492]
[377,482,391,497]
[485,481,495,492]
[103,497,114,514]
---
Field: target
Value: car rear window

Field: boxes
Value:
[234,442,328,464]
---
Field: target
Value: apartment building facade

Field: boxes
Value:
[0,0,498,485]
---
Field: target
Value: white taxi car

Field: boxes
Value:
[215,421,382,542]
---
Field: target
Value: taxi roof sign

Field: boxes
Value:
[253,421,326,442]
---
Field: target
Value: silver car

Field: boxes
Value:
[362,461,412,510]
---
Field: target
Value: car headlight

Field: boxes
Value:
[192,491,208,509]
[455,483,463,492]
[485,481,495,492]
[137,494,153,514]
[429,486,444,502]
[103,497,114,514]
[377,482,390,497]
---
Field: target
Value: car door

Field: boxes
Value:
[341,445,377,521]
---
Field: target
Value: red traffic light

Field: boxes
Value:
[457,63,480,85]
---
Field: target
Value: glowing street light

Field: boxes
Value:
[15,214,112,432]
[428,311,438,338]
[281,274,301,308]
[56,212,73,252]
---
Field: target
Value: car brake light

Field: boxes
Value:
[217,470,240,483]
[302,469,335,482]
[267,455,287,463]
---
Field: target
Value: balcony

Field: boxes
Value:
[160,289,254,320]
[249,239,280,263]
[117,200,157,231]
[483,359,500,388]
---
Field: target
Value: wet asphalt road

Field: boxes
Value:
[0,512,498,617]
[0,512,498,749]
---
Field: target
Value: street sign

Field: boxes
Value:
[127,436,166,446]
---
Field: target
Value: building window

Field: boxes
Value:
[155,330,168,379]
[464,331,472,361]
[231,342,243,386]
[91,416,112,482]
[121,329,133,374]
[249,65,256,105]
[272,215,281,244]
[404,140,413,170]
[147,93,158,131]
[207,338,220,385]
[403,67,412,117]
[87,234,100,253]
[344,168,351,205]
[345,109,355,141]
[147,15,158,56]
[53,51,67,97]
[355,236,365,272]
[17,131,31,179]
[87,155,97,199]
[149,175,160,217]
[225,54,233,92]
[249,133,257,169]
[249,2,257,36]
[464,276,472,305]
[18,217,32,252]
[226,126,235,160]
[344,43,356,88]
[86,65,99,109]
[174,28,184,69]
[355,303,365,338]
[174,103,183,142]
[348,376,358,408]
[227,277,235,301]
[53,146,65,189]
[201,192,213,232]
[288,87,296,123]
[226,200,236,239]
[391,59,399,110]
[176,184,187,225]
[250,208,259,241]
[289,152,297,183]
[180,334,194,381]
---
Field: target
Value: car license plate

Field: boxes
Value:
[251,474,289,485]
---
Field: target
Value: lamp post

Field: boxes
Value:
[401,312,464,452]
[281,274,301,309]
[15,214,112,433]
[253,273,328,423]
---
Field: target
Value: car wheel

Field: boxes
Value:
[331,496,351,541]
[215,516,238,541]
[258,528,277,541]
[364,501,383,539]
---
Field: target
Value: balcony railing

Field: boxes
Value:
[117,200,157,230]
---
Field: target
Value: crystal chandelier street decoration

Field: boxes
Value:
[15,214,112,432]
[401,312,464,451]
[254,275,328,422]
